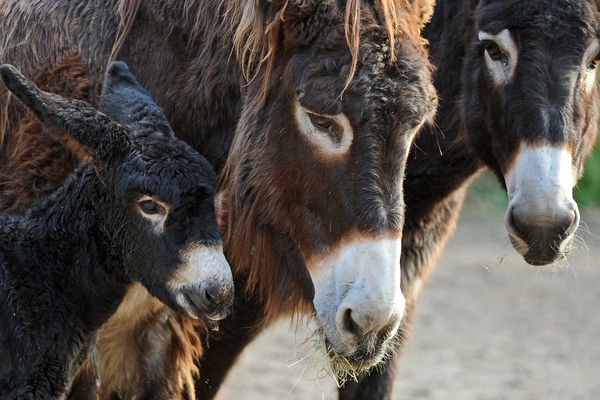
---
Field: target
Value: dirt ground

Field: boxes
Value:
[216,208,600,400]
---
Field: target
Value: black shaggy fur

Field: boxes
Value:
[0,62,230,399]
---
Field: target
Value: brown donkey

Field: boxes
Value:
[0,0,437,398]
[340,0,600,398]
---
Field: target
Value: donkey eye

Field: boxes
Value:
[138,199,166,215]
[307,112,343,143]
[589,57,600,70]
[482,40,505,62]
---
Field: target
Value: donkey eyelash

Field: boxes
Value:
[139,199,166,215]
[307,112,343,143]
[137,195,169,217]
[481,40,506,62]
[295,101,354,158]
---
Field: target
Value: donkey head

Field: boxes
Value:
[0,62,234,322]
[220,0,436,373]
[463,0,600,265]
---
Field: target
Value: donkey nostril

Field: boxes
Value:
[344,309,360,336]
[561,208,579,236]
[204,287,216,307]
[509,207,525,236]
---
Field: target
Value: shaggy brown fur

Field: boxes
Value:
[97,285,204,400]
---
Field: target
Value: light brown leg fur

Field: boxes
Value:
[97,284,203,400]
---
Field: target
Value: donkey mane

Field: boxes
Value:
[111,0,433,107]
[231,0,425,92]
[230,0,433,103]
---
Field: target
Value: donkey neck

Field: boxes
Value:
[0,166,129,398]
[1,164,128,329]
[403,0,482,218]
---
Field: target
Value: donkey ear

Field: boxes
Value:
[0,64,130,162]
[100,61,174,138]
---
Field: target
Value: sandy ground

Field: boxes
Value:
[216,208,600,400]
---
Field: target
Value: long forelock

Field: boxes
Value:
[227,0,430,104]
[108,0,431,109]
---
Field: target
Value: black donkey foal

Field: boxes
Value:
[0,62,234,399]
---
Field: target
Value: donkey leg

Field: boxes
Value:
[338,188,468,399]
[195,295,266,399]
[67,356,99,400]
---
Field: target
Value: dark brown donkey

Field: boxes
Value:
[0,0,437,398]
[339,0,600,398]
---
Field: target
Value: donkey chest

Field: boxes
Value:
[0,319,95,400]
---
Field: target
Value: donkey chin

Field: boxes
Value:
[306,235,405,379]
[507,223,578,267]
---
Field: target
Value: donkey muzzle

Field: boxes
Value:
[170,244,234,320]
[504,144,578,266]
[308,235,404,369]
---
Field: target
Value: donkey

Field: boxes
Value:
[339,0,600,398]
[0,62,234,399]
[0,0,438,398]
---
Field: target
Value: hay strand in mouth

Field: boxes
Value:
[287,320,398,389]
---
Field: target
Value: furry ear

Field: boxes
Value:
[0,64,130,163]
[100,61,174,138]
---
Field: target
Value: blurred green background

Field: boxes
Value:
[467,142,600,211]
[576,142,600,209]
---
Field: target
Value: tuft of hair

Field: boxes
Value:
[229,0,433,100]
[169,314,206,400]
[109,0,144,63]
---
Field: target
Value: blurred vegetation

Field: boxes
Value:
[465,171,507,215]
[467,143,600,211]
[575,142,600,209]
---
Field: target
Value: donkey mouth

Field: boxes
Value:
[175,291,229,322]
[322,334,391,377]
[509,232,572,266]
[523,250,567,266]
